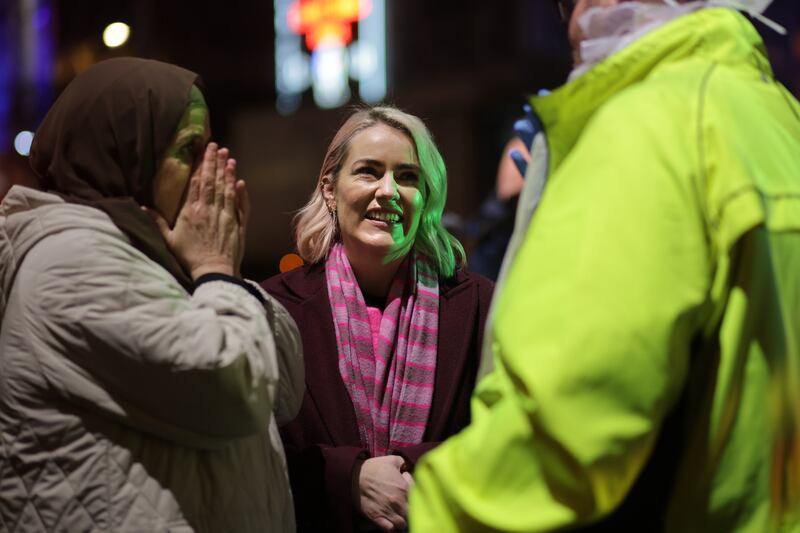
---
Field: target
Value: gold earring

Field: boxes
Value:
[330,205,338,236]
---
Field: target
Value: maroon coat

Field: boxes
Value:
[261,262,493,532]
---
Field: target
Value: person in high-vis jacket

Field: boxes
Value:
[409,1,800,531]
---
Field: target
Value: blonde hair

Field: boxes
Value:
[294,106,465,278]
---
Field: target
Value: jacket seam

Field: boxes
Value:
[696,61,717,231]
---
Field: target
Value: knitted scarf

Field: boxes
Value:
[326,243,439,456]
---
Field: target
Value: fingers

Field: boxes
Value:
[392,482,409,518]
[388,513,407,531]
[374,514,406,532]
[374,517,395,532]
[236,178,250,227]
[187,173,201,206]
[224,158,237,187]
[214,147,229,207]
[193,142,238,211]
[164,142,244,280]
[387,461,411,529]
[223,159,237,215]
[199,143,218,204]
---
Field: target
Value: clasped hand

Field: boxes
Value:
[356,455,415,532]
[149,143,250,280]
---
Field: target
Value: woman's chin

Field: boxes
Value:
[344,236,403,262]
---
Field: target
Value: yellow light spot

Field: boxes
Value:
[103,22,130,48]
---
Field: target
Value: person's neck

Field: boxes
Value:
[343,244,404,298]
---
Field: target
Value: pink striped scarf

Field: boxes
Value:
[326,243,439,456]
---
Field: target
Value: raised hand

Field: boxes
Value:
[148,143,248,280]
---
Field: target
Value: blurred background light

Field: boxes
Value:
[281,51,311,93]
[279,253,304,272]
[275,0,305,115]
[348,40,376,81]
[311,42,350,108]
[276,93,303,116]
[13,131,34,156]
[1,0,797,279]
[276,0,384,112]
[288,0,367,49]
[102,22,130,48]
[357,0,385,102]
[1,0,54,156]
[0,15,12,154]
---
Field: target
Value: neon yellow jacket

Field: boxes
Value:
[410,8,800,532]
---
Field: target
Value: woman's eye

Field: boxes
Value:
[398,172,419,182]
[185,138,200,153]
[356,167,379,177]
[178,144,193,161]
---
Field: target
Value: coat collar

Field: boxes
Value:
[279,261,474,302]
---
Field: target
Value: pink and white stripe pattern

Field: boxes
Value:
[326,243,439,456]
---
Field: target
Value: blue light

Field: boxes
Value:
[275,0,305,114]
[14,131,34,156]
[0,2,15,154]
[34,1,55,119]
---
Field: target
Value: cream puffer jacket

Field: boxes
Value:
[0,186,304,532]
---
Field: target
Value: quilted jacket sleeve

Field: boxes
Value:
[20,225,304,449]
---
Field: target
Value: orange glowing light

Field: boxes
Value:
[279,253,305,273]
[287,0,372,50]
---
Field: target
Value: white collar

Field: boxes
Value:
[569,0,784,81]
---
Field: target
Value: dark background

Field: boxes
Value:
[1,0,798,277]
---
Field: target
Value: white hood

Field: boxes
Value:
[571,0,783,79]
[726,0,773,13]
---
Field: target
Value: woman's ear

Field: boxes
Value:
[321,175,335,203]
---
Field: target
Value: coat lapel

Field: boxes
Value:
[293,267,362,445]
[425,274,478,439]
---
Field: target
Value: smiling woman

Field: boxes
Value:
[261,106,495,532]
[321,122,424,296]
[295,106,463,279]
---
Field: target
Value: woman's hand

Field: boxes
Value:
[355,455,412,532]
[149,143,250,280]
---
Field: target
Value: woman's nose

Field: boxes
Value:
[375,172,400,199]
